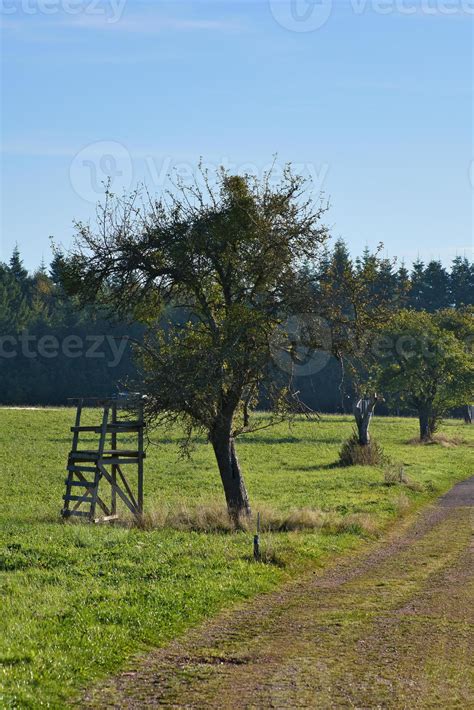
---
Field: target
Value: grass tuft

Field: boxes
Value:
[392,492,411,514]
[135,501,237,533]
[338,432,386,467]
[383,464,424,492]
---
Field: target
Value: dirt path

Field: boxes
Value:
[83,478,474,709]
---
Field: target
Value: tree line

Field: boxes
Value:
[0,241,472,409]
[0,247,143,404]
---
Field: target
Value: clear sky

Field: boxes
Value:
[1,0,473,271]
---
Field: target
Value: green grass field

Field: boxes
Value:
[0,409,472,708]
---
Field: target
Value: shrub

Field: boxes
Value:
[338,432,386,467]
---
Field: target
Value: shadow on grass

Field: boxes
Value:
[240,436,345,446]
[284,462,341,472]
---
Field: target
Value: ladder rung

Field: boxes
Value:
[64,479,96,487]
[78,449,139,456]
[63,494,94,502]
[69,456,101,464]
[70,426,101,433]
[72,450,141,457]
[67,465,98,473]
[71,424,144,433]
[100,457,141,465]
[62,510,91,518]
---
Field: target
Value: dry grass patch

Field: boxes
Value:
[135,501,238,533]
[407,434,468,447]
[392,492,411,514]
[134,502,380,538]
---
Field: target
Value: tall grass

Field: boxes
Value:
[135,501,380,537]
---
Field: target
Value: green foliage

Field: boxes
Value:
[406,256,474,311]
[63,168,329,441]
[0,247,143,405]
[8,246,28,286]
[374,310,474,435]
[449,256,474,308]
[312,242,408,390]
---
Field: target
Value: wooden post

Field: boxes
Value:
[71,398,83,453]
[98,406,109,458]
[111,402,117,516]
[137,400,144,516]
[253,512,261,561]
[90,406,109,521]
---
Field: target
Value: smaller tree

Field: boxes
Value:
[9,245,29,287]
[313,242,404,441]
[374,310,474,441]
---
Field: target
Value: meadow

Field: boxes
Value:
[0,408,473,708]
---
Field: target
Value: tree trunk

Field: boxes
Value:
[464,405,473,424]
[338,357,346,414]
[357,416,371,446]
[211,427,251,523]
[419,408,431,442]
[353,395,377,446]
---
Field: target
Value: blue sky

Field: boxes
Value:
[1,0,472,271]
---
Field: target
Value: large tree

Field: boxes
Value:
[61,167,329,520]
[374,310,473,441]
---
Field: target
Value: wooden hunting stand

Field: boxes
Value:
[61,396,146,523]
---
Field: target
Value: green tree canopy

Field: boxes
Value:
[374,310,474,441]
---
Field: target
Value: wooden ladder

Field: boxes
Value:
[61,398,146,523]
[62,400,112,522]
